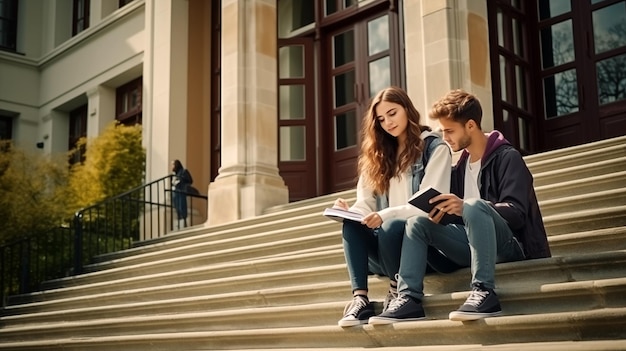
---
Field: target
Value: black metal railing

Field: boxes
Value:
[0,174,207,306]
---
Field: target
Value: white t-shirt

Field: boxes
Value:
[464,158,481,200]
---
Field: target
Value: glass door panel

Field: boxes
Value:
[279,126,306,161]
[540,20,575,69]
[278,0,314,38]
[279,45,305,78]
[334,71,356,107]
[367,15,389,55]
[538,0,571,20]
[543,69,579,118]
[279,85,306,120]
[592,2,626,54]
[596,53,626,105]
[333,30,355,67]
[335,111,358,150]
[369,56,390,96]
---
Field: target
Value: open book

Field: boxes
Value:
[408,186,460,225]
[323,207,364,223]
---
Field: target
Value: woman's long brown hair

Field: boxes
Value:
[357,86,430,195]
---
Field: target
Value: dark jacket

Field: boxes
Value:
[174,168,193,192]
[450,131,551,259]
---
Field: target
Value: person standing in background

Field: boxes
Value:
[171,159,193,229]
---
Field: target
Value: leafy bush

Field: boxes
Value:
[68,121,145,211]
[0,141,72,245]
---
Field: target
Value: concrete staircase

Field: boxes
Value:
[1,136,625,350]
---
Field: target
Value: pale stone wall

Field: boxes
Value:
[0,1,146,153]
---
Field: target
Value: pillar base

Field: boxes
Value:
[206,170,288,226]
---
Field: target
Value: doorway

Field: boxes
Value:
[489,0,626,153]
[278,0,403,201]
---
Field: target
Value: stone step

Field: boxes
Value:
[523,135,626,164]
[26,203,626,306]
[538,188,626,216]
[532,156,626,187]
[543,205,626,235]
[36,244,346,301]
[29,225,626,311]
[3,271,625,332]
[6,249,626,317]
[90,219,341,267]
[535,171,626,201]
[526,143,626,174]
[20,203,624,309]
[84,205,626,285]
[96,206,339,263]
[549,226,626,256]
[0,307,624,350]
[229,340,626,351]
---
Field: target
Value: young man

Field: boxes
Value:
[368,89,551,324]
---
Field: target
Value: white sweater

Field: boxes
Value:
[349,130,452,222]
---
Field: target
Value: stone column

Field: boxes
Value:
[404,0,493,130]
[143,0,189,182]
[207,0,288,225]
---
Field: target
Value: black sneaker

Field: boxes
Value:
[449,283,502,321]
[383,286,398,312]
[338,295,375,327]
[368,295,426,325]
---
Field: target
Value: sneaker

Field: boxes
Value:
[368,295,426,325]
[449,283,502,321]
[382,286,398,312]
[338,295,375,327]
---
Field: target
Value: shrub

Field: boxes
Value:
[0,141,72,244]
[68,122,145,211]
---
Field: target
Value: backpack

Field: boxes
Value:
[410,134,445,193]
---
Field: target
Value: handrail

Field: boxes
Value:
[0,175,207,306]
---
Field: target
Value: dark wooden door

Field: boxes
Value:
[277,38,317,201]
[536,0,626,150]
[321,10,402,193]
[489,0,626,153]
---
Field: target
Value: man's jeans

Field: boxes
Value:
[342,219,406,292]
[397,199,525,301]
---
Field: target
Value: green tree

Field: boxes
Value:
[68,122,145,210]
[0,141,72,245]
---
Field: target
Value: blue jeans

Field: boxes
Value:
[397,199,525,301]
[173,190,188,220]
[342,219,406,292]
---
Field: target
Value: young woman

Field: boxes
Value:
[333,86,451,327]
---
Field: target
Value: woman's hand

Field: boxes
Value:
[362,212,382,228]
[333,198,349,210]
[428,193,463,224]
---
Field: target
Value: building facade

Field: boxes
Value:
[1,0,625,225]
